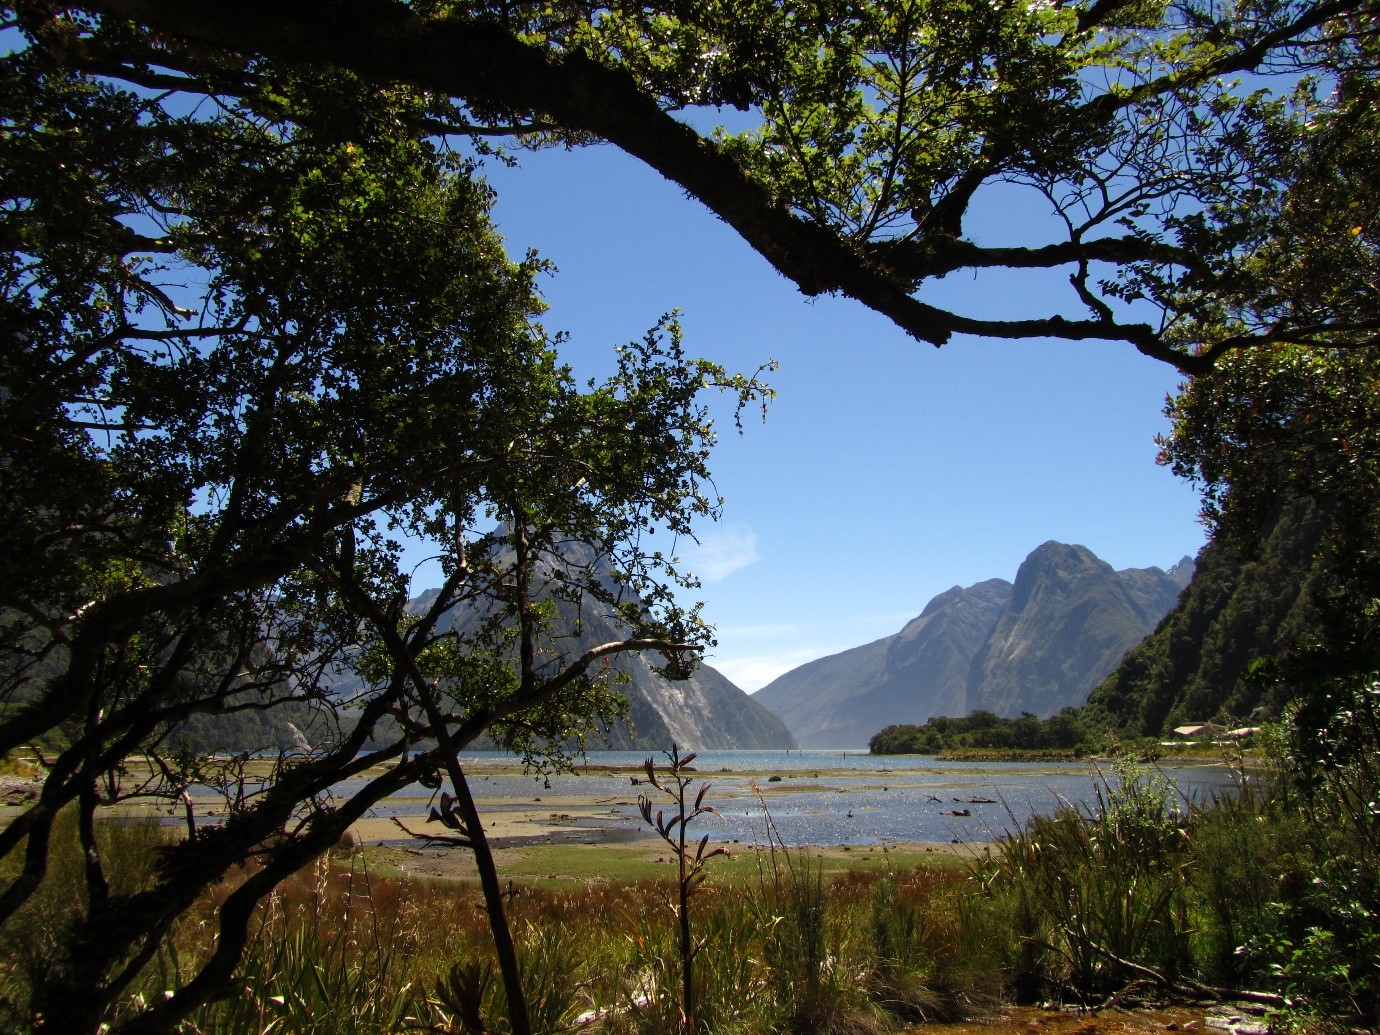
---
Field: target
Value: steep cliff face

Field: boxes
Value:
[754,544,1189,748]
[532,590,798,750]
[424,539,796,752]
[965,542,1186,718]
[754,579,1011,747]
[590,647,797,750]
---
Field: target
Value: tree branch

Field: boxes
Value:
[868,234,1193,283]
[73,0,1336,371]
[74,0,1140,351]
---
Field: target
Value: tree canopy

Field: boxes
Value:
[869,708,1091,755]
[15,0,1380,371]
[1,18,769,1029]
[1086,10,1380,735]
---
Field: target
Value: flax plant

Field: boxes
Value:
[196,856,423,1035]
[748,794,877,1034]
[638,745,729,1035]
[984,760,1193,999]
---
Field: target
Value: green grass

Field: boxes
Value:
[365,837,966,888]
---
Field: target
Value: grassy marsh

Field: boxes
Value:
[1,753,1365,1034]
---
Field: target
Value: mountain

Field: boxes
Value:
[753,579,1012,749]
[754,542,1190,748]
[425,538,796,751]
[587,638,796,750]
[966,542,1188,718]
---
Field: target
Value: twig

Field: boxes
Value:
[390,814,473,848]
[1086,939,1285,1009]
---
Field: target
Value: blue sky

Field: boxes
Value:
[471,139,1207,692]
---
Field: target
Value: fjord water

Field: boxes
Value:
[350,749,1245,847]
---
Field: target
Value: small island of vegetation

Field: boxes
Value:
[868,709,1094,759]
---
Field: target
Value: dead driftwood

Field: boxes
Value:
[1086,939,1285,1011]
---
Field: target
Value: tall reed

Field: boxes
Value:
[864,864,997,1022]
[1182,773,1299,987]
[747,803,879,1034]
[0,811,174,1027]
[196,855,423,1035]
[981,760,1193,999]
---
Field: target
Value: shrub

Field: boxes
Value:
[981,760,1193,1000]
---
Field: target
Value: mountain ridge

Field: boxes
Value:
[754,542,1190,748]
[426,537,796,751]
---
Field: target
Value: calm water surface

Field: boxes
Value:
[334,749,1249,847]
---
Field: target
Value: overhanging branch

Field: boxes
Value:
[63,0,1067,349]
[74,0,1318,370]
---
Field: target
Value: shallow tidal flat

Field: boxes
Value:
[344,750,1243,885]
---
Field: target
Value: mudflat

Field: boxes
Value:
[346,804,982,885]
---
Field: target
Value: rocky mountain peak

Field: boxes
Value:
[754,542,1188,748]
[1166,555,1196,588]
[1007,541,1110,608]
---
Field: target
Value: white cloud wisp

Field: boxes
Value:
[684,525,759,583]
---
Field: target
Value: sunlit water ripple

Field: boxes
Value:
[323,749,1247,847]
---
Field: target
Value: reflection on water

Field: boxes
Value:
[327,749,1248,847]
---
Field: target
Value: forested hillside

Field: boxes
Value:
[1086,496,1331,735]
